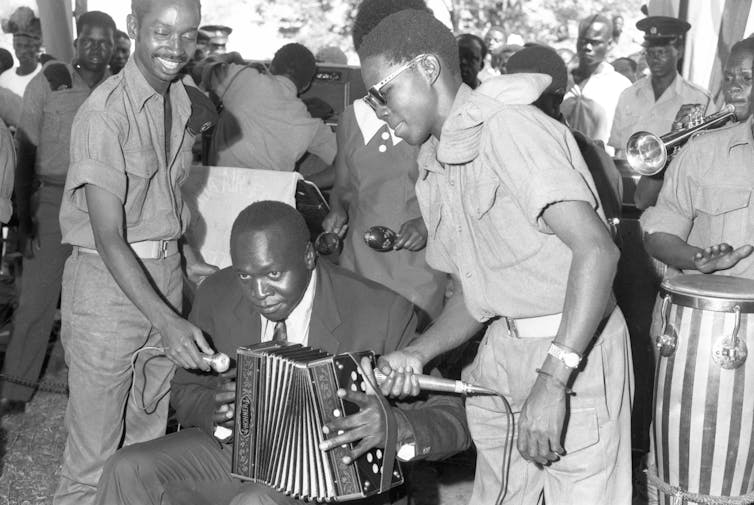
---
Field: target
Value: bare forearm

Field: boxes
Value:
[644,232,701,270]
[403,282,483,364]
[543,239,618,382]
[307,165,334,190]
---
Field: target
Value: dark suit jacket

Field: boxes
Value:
[171,260,470,462]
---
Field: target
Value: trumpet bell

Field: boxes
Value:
[626,131,668,176]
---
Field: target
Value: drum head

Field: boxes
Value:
[660,274,754,313]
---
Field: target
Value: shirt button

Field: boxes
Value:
[378,144,387,153]
[381,131,390,140]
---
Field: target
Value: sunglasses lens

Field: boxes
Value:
[366,88,386,109]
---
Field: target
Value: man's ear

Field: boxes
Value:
[420,54,441,85]
[126,13,138,40]
[304,242,317,269]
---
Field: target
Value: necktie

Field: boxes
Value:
[273,320,288,343]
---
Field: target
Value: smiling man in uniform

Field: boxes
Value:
[55,0,219,503]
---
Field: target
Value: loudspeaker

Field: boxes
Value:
[300,64,367,122]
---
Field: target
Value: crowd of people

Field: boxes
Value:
[0,0,752,504]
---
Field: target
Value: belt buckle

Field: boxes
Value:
[504,317,520,339]
[159,240,168,259]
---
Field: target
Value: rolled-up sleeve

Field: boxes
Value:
[639,146,695,239]
[66,110,127,211]
[488,108,597,233]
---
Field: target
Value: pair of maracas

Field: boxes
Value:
[315,226,397,255]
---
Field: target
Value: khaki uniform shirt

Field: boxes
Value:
[60,58,195,248]
[609,73,712,155]
[20,61,108,184]
[416,83,603,320]
[207,63,336,170]
[640,118,754,279]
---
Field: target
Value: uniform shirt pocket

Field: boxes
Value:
[695,186,751,246]
[123,149,160,225]
[466,179,541,269]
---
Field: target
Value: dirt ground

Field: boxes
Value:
[0,365,67,505]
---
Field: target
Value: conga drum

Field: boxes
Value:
[652,274,754,504]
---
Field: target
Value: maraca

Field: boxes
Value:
[363,225,397,252]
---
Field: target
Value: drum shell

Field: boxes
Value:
[651,294,754,504]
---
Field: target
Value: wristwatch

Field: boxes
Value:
[548,343,582,369]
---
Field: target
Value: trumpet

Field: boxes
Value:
[625,104,737,176]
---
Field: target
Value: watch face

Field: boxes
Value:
[564,353,580,368]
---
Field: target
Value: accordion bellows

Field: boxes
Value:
[232,342,404,502]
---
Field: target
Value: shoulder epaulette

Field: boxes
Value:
[42,62,72,91]
[184,84,219,135]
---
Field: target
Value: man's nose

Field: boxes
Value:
[251,279,269,299]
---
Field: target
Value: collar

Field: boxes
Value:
[727,116,754,152]
[123,57,189,112]
[71,60,111,89]
[261,268,318,341]
[353,99,402,146]
[432,73,551,166]
[636,72,682,99]
[572,61,613,84]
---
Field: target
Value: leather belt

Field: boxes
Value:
[77,240,179,260]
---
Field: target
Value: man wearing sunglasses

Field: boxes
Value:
[609,16,712,210]
[360,9,633,505]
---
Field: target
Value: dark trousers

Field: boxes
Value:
[96,428,245,505]
[1,185,70,401]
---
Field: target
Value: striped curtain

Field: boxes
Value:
[649,0,754,106]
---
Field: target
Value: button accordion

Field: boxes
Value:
[232,342,404,502]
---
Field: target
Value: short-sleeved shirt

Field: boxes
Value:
[20,61,107,184]
[207,63,336,170]
[640,117,754,279]
[416,83,603,321]
[0,119,15,223]
[609,73,712,154]
[562,62,632,146]
[60,57,195,248]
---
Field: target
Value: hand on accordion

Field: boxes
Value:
[213,369,237,430]
[319,357,400,465]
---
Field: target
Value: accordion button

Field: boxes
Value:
[360,382,367,392]
[333,408,342,417]
[372,463,379,474]
[351,384,358,392]
[376,449,383,459]
[367,453,373,463]
[351,371,358,381]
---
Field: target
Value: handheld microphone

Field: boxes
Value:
[373,369,497,396]
[202,352,231,373]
